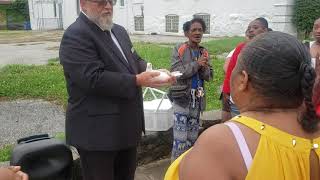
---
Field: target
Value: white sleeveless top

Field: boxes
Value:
[310,41,316,68]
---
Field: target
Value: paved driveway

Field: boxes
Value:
[0,41,60,67]
[0,100,65,148]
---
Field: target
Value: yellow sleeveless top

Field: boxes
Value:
[164,116,320,180]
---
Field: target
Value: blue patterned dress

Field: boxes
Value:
[171,49,204,160]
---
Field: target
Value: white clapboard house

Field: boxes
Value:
[28,0,296,36]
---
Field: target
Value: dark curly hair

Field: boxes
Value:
[184,18,207,33]
[183,21,191,33]
[235,31,319,133]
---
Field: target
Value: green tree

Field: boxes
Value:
[292,0,320,39]
[9,0,29,21]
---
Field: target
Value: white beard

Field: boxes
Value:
[97,14,113,31]
[87,11,113,31]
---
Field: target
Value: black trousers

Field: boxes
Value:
[77,147,137,180]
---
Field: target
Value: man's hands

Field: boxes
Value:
[0,166,28,180]
[136,71,176,88]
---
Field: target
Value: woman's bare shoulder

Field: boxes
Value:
[179,123,241,180]
[197,123,234,148]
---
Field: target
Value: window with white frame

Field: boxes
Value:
[193,13,210,34]
[134,16,144,31]
[120,0,124,6]
[165,15,179,33]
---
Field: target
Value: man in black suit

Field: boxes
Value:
[59,0,174,179]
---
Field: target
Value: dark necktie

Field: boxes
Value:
[105,30,129,65]
[105,30,111,38]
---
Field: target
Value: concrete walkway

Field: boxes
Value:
[0,158,171,180]
[0,41,59,67]
[135,159,171,180]
[0,100,65,148]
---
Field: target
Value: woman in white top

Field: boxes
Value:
[310,18,320,118]
[310,18,320,67]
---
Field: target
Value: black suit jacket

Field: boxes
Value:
[59,13,147,151]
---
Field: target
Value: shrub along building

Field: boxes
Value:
[0,0,12,29]
[29,0,296,36]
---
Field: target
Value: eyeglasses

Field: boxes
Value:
[87,0,117,6]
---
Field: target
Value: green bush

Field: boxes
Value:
[292,0,320,39]
[8,0,29,22]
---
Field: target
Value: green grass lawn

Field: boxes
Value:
[0,40,233,109]
[0,62,67,105]
[0,145,12,162]
[0,37,240,161]
[203,36,244,55]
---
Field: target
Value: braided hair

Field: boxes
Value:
[236,31,319,133]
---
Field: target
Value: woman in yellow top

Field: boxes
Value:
[165,31,320,180]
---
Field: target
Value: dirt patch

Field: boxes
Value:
[47,46,60,51]
[0,30,63,44]
[0,97,9,101]
[0,30,217,44]
[138,130,172,165]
